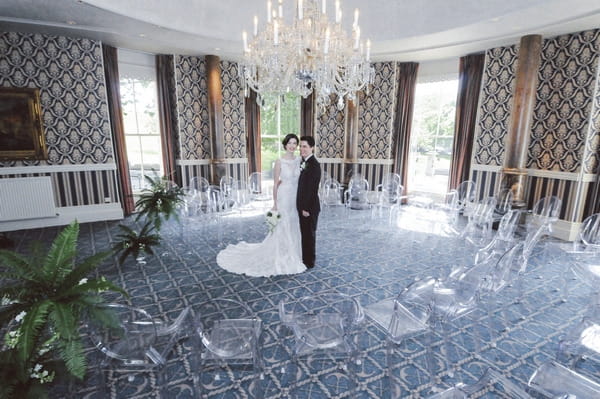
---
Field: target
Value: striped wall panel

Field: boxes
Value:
[321,161,344,183]
[470,169,501,201]
[0,170,119,207]
[525,176,585,223]
[179,163,211,188]
[356,163,393,190]
[226,162,249,183]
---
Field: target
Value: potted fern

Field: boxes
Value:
[135,175,184,230]
[112,221,161,265]
[0,221,127,398]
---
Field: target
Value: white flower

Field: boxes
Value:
[34,364,43,372]
[78,278,88,285]
[15,311,26,323]
[265,211,282,233]
[1,296,17,306]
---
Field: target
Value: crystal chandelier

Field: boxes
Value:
[239,0,375,110]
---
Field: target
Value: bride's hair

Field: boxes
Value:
[282,133,299,148]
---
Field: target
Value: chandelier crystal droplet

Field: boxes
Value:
[239,0,375,110]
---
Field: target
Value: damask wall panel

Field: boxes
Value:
[174,55,210,160]
[472,45,519,166]
[220,61,246,159]
[528,29,600,172]
[315,98,345,159]
[0,32,113,166]
[358,62,397,160]
[583,67,600,174]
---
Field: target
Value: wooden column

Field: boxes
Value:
[205,55,226,184]
[343,97,359,184]
[502,34,542,208]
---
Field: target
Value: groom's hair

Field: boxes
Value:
[300,136,315,148]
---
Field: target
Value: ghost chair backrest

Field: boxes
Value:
[579,212,600,251]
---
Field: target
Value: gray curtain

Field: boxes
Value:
[391,62,419,191]
[448,53,485,190]
[156,54,180,185]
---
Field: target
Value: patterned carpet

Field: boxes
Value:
[5,205,597,398]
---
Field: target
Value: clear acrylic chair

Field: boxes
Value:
[528,360,600,398]
[573,212,600,253]
[455,180,476,215]
[426,367,530,398]
[248,172,271,202]
[345,176,370,210]
[475,209,522,264]
[188,298,264,398]
[279,292,365,397]
[492,188,513,222]
[527,195,562,235]
[461,196,497,246]
[85,303,192,398]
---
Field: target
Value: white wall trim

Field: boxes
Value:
[177,159,211,166]
[551,219,582,242]
[358,159,394,165]
[471,164,502,173]
[222,158,248,164]
[319,158,343,163]
[526,168,597,182]
[0,163,117,175]
[0,203,123,232]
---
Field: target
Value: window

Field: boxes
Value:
[118,49,162,192]
[408,79,458,199]
[259,93,301,178]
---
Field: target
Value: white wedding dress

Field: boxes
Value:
[216,157,306,277]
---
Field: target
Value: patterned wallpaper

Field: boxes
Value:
[174,55,210,160]
[0,32,113,167]
[472,45,519,166]
[585,73,600,174]
[358,62,397,159]
[528,29,600,172]
[315,95,345,158]
[220,61,246,159]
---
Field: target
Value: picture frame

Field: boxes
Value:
[0,87,48,161]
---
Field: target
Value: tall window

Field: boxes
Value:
[408,79,458,198]
[118,49,162,192]
[260,93,301,178]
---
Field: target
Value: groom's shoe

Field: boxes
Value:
[305,263,314,269]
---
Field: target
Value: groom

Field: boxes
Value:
[296,136,321,268]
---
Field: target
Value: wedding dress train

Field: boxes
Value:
[216,157,306,277]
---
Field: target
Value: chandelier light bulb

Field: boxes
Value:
[322,0,326,14]
[254,16,258,36]
[267,1,272,23]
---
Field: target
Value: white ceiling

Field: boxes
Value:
[0,0,599,62]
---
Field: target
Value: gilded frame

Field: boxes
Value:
[0,87,48,161]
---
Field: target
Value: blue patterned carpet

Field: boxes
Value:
[6,206,597,398]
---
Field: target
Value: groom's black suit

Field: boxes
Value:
[296,155,321,268]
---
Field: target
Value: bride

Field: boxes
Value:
[216,133,307,277]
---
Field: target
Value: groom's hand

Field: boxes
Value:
[302,210,310,217]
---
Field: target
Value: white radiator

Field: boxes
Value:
[0,177,57,222]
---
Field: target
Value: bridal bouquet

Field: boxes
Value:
[265,210,281,232]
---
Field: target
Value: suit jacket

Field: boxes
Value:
[296,155,321,216]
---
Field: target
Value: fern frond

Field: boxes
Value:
[49,303,76,340]
[56,338,86,380]
[0,250,40,281]
[60,279,128,299]
[17,301,52,364]
[62,250,111,289]
[42,221,78,282]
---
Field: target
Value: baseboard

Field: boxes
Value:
[0,203,124,232]
[550,219,581,242]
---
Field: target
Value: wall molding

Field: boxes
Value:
[471,164,502,173]
[0,163,117,175]
[0,203,123,232]
[319,158,343,163]
[358,158,394,165]
[177,159,211,166]
[526,168,597,182]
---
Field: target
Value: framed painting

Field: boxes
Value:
[0,87,47,161]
